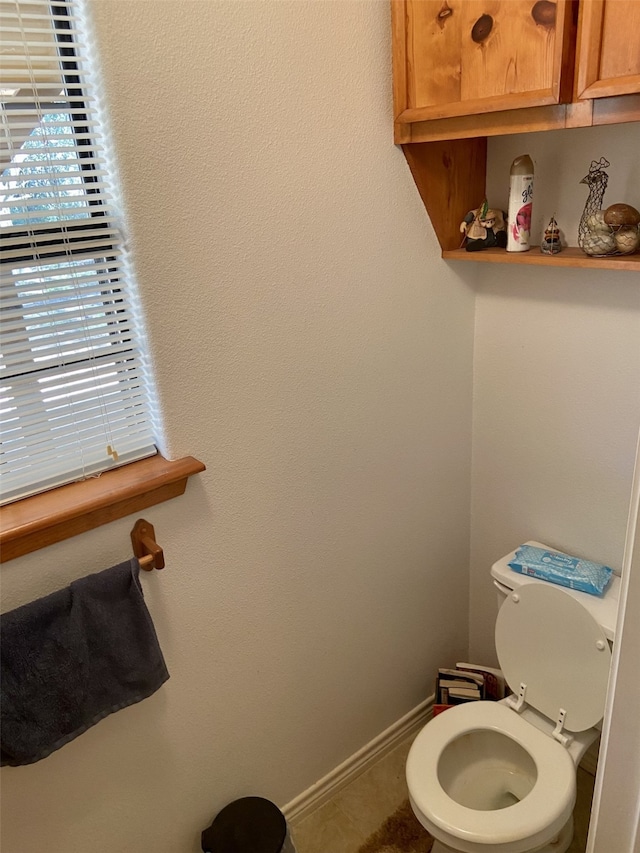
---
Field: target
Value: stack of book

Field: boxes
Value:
[434,662,506,716]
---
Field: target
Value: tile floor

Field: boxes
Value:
[290,732,596,853]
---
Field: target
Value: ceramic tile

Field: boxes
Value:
[291,799,363,853]
[330,734,416,839]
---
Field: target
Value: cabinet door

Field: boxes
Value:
[393,0,576,125]
[575,0,640,99]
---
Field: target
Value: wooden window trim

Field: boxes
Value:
[0,454,206,562]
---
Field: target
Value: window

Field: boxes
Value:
[1,0,156,505]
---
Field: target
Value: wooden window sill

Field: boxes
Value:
[0,454,206,563]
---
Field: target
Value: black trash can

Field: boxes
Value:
[201,797,297,853]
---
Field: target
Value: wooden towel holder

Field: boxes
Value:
[131,518,165,571]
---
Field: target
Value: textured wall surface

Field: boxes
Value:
[470,124,640,664]
[2,4,638,851]
[0,3,474,852]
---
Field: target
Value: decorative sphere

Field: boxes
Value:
[614,227,640,255]
[582,231,617,256]
[604,203,640,229]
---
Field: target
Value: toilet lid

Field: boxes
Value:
[495,583,611,732]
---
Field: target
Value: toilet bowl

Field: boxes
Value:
[407,701,585,853]
[406,543,619,853]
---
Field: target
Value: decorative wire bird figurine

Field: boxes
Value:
[578,158,612,254]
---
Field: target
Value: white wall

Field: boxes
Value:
[470,125,640,664]
[0,3,474,852]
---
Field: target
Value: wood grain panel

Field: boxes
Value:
[576,0,640,99]
[443,246,640,269]
[391,0,408,116]
[599,0,640,82]
[407,0,462,108]
[0,454,206,561]
[398,100,597,143]
[403,0,574,119]
[592,94,640,125]
[402,138,487,250]
[460,0,554,101]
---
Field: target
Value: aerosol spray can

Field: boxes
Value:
[507,154,534,252]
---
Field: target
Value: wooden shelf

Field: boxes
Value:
[0,454,206,562]
[442,246,640,270]
[392,0,639,271]
[401,141,640,272]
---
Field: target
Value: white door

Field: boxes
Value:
[587,430,640,853]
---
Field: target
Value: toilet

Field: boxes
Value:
[406,542,620,853]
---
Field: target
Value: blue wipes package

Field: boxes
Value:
[508,545,613,596]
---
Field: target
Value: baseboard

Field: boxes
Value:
[281,694,434,824]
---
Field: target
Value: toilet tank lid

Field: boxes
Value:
[491,541,620,642]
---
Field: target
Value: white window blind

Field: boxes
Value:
[0,0,156,504]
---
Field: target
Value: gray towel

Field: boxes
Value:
[1,558,169,766]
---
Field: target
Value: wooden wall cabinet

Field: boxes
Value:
[396,0,577,125]
[392,0,640,270]
[576,0,640,100]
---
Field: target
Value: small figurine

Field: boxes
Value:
[578,157,611,254]
[540,216,563,255]
[460,199,507,252]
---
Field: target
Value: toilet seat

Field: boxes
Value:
[407,702,576,852]
[495,583,611,733]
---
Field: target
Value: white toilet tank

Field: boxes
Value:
[491,541,620,642]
